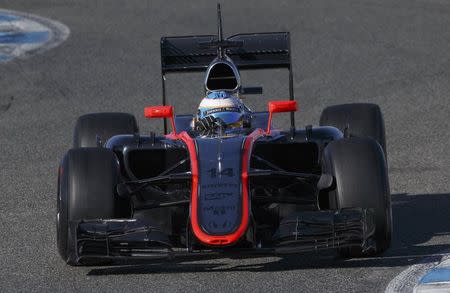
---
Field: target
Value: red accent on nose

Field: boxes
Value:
[179,129,264,246]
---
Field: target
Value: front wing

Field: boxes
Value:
[69,208,375,265]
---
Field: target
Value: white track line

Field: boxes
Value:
[0,9,69,61]
[385,249,450,293]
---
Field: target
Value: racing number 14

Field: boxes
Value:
[208,168,234,178]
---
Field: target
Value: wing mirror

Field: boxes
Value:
[240,86,263,95]
[144,105,177,134]
[266,100,297,134]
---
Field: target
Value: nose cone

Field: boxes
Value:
[192,135,249,245]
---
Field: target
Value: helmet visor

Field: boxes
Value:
[199,106,243,126]
[212,111,242,125]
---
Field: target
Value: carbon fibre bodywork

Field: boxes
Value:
[59,5,387,265]
[65,123,379,264]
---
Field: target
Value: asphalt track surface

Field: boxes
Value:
[0,1,449,292]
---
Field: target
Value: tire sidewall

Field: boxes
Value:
[322,138,392,255]
[56,148,120,264]
[56,156,69,261]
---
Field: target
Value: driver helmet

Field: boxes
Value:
[195,91,248,130]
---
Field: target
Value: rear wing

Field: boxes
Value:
[159,32,296,134]
[160,32,291,72]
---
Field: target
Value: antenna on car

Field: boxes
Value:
[198,4,243,57]
[217,3,224,58]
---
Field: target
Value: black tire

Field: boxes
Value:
[73,112,138,148]
[319,103,387,155]
[57,148,121,265]
[322,137,392,257]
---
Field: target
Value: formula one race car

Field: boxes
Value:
[57,5,392,265]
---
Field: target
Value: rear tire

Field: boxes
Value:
[322,137,392,257]
[73,112,138,148]
[320,103,387,155]
[57,148,122,265]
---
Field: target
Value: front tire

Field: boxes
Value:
[57,148,121,265]
[322,137,392,257]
